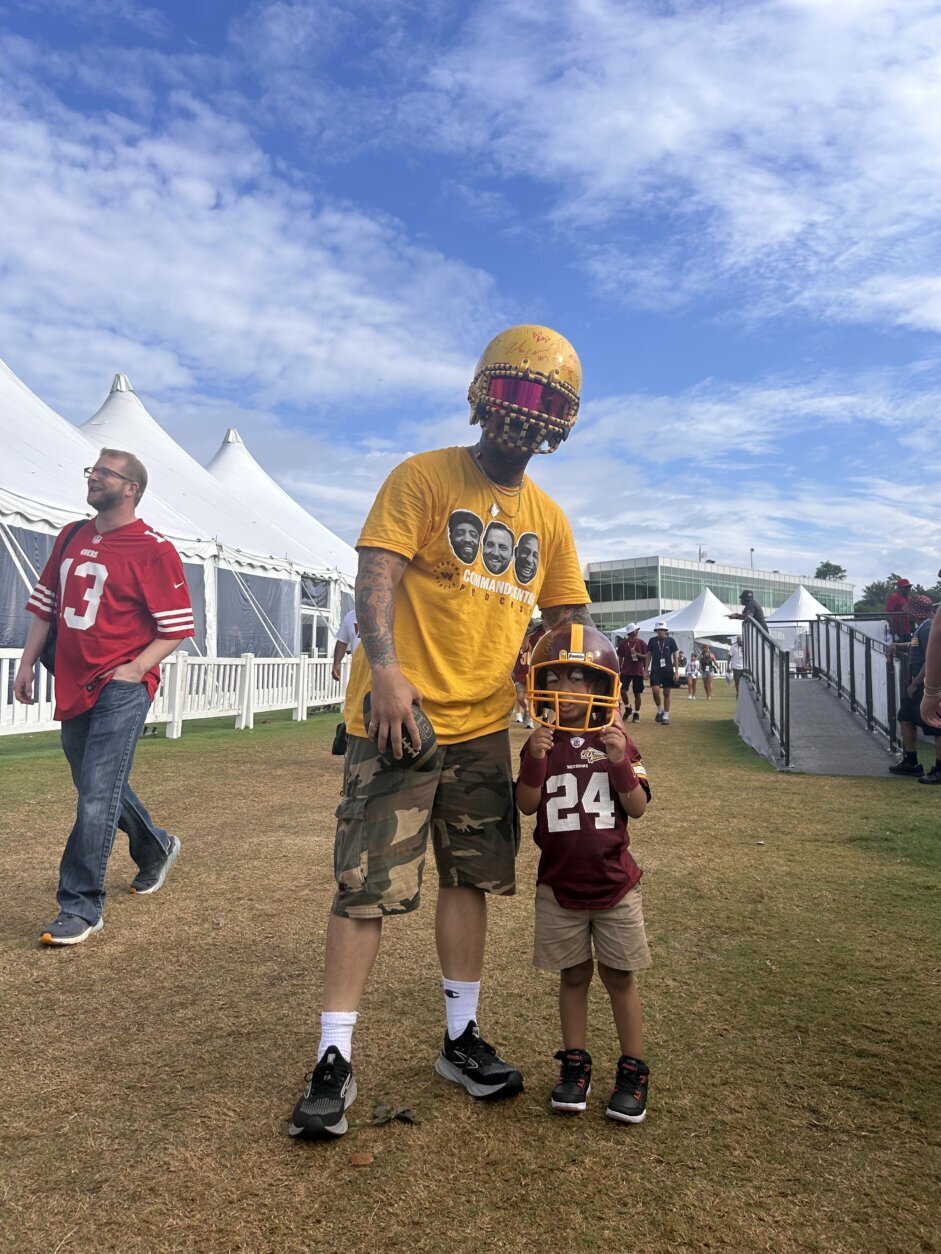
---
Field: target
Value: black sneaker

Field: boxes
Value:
[288,1047,357,1138]
[435,1020,524,1100]
[632,712,640,723]
[655,710,664,724]
[550,1048,592,1113]
[917,766,941,785]
[889,760,925,777]
[605,1056,649,1124]
[129,834,181,894]
[39,913,103,946]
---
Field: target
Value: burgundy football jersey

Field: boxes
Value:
[522,730,651,910]
[27,518,194,721]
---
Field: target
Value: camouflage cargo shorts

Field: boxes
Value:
[331,730,521,919]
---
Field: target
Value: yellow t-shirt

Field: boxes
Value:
[344,446,589,743]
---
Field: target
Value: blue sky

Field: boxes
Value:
[2,0,940,594]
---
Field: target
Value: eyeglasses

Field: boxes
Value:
[84,466,136,484]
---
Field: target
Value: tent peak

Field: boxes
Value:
[110,373,134,394]
[223,428,244,446]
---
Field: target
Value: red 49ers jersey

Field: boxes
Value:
[522,730,651,910]
[26,518,194,721]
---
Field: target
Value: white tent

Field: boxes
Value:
[766,584,831,668]
[207,429,356,580]
[664,588,741,639]
[205,428,355,643]
[614,608,679,638]
[766,586,830,624]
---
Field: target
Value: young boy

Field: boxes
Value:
[517,624,653,1123]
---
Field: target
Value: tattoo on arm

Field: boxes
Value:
[542,604,594,629]
[355,548,409,670]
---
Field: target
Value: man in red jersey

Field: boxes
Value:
[616,623,647,723]
[885,577,913,643]
[14,449,194,946]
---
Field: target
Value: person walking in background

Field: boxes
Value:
[888,595,941,783]
[699,643,719,700]
[920,592,941,730]
[616,623,647,724]
[686,651,701,699]
[885,577,913,643]
[729,638,745,694]
[14,449,194,946]
[331,609,360,681]
[288,324,592,1141]
[646,621,679,725]
[516,625,653,1124]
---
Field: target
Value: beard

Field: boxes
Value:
[87,483,124,512]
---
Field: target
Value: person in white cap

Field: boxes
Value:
[616,624,647,723]
[645,621,679,724]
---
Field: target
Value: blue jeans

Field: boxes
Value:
[58,679,172,923]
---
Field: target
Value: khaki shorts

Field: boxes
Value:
[534,882,652,972]
[332,731,520,919]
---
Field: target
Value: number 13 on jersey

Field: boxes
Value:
[60,558,109,631]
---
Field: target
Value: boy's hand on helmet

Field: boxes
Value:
[527,725,555,760]
[600,711,627,764]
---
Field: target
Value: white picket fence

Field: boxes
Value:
[0,649,347,738]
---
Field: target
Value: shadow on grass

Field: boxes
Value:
[848,814,941,872]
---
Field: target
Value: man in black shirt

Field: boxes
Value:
[645,621,679,725]
[728,589,766,629]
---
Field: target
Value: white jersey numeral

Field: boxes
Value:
[545,771,616,833]
[61,558,109,631]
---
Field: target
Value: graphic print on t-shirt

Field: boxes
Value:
[513,531,539,586]
[481,520,514,575]
[447,509,484,565]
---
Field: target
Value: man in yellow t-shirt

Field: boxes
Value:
[289,324,593,1141]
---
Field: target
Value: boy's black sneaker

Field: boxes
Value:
[435,1020,524,1100]
[288,1047,357,1139]
[889,759,924,777]
[605,1056,649,1124]
[917,765,941,785]
[550,1048,592,1113]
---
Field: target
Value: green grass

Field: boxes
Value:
[1,687,939,1253]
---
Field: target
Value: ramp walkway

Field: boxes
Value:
[737,677,897,776]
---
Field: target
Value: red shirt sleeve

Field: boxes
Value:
[143,548,195,639]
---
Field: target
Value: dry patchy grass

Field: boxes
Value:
[0,688,939,1253]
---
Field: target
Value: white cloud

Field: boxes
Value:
[0,42,501,426]
[388,0,941,328]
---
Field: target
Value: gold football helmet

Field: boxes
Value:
[527,623,620,732]
[468,324,581,454]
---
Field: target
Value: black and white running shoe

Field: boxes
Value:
[435,1020,524,1100]
[288,1047,357,1138]
[605,1056,649,1124]
[550,1048,592,1113]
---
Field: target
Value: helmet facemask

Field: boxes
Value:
[527,661,620,733]
[469,368,579,454]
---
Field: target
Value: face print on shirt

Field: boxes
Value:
[447,509,484,565]
[514,531,539,585]
[481,521,514,575]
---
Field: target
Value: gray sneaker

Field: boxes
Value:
[40,913,103,946]
[130,834,181,895]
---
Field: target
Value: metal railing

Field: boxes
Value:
[0,650,349,739]
[742,619,790,767]
[809,618,901,750]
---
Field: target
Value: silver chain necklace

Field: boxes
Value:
[472,447,525,519]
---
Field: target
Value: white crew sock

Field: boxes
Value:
[316,1011,358,1063]
[443,979,480,1040]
